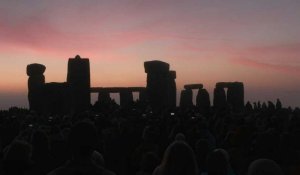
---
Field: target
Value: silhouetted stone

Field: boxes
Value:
[184,84,203,89]
[28,90,43,112]
[120,89,133,107]
[28,75,45,91]
[27,63,46,112]
[26,63,46,76]
[184,84,203,90]
[91,87,145,93]
[144,60,170,74]
[235,82,245,110]
[144,60,170,110]
[168,71,176,79]
[226,82,244,111]
[196,88,210,114]
[213,87,226,110]
[98,91,111,104]
[127,87,146,92]
[180,89,193,108]
[92,87,147,107]
[139,88,147,102]
[42,82,69,114]
[215,82,244,111]
[167,71,177,108]
[216,82,230,89]
[67,55,91,113]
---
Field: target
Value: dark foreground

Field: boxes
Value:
[0,103,300,175]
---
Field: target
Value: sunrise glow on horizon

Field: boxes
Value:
[0,0,300,109]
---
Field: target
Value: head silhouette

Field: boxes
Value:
[175,133,186,141]
[248,159,283,175]
[140,152,159,173]
[68,121,98,159]
[3,140,32,175]
[159,141,198,175]
[31,129,49,153]
[206,149,230,175]
[91,150,105,167]
[195,139,210,171]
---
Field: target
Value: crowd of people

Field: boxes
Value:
[0,100,300,175]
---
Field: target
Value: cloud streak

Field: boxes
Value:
[232,57,300,74]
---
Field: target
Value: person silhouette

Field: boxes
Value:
[30,130,56,175]
[247,159,283,175]
[2,140,33,175]
[137,152,159,175]
[152,141,198,175]
[206,149,233,175]
[48,121,115,175]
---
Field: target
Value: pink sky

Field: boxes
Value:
[0,0,300,109]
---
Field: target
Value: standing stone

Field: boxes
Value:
[216,82,228,89]
[27,63,46,112]
[42,82,69,114]
[180,89,193,108]
[98,91,111,104]
[139,88,147,103]
[120,89,133,107]
[235,82,244,110]
[213,86,226,110]
[144,60,170,111]
[196,88,210,113]
[168,71,177,108]
[226,84,235,108]
[227,82,244,111]
[67,55,91,113]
